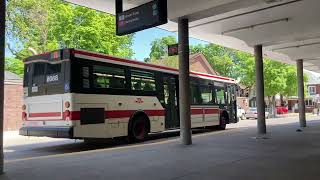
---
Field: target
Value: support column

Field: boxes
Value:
[178,18,192,145]
[297,59,306,127]
[254,45,267,135]
[0,0,5,174]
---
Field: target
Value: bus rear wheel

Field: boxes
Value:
[218,115,227,130]
[129,116,149,142]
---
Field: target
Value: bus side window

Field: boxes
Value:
[191,84,202,104]
[92,65,126,89]
[200,86,213,104]
[216,88,225,105]
[131,70,156,91]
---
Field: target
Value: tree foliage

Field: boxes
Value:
[147,36,309,99]
[5,57,24,76]
[190,44,236,78]
[148,36,177,61]
[6,0,134,61]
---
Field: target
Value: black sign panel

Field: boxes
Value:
[116,0,167,36]
[168,44,178,56]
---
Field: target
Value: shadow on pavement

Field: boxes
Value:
[4,127,226,161]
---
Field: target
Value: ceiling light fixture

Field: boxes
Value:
[221,18,289,35]
[272,42,320,51]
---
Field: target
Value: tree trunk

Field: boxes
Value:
[280,94,284,106]
[272,95,276,118]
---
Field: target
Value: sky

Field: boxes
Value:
[5,27,208,61]
[132,28,208,61]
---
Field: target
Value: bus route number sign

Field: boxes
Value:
[116,0,167,36]
[168,44,178,56]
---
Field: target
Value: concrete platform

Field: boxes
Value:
[2,119,320,180]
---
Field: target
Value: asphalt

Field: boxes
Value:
[2,118,320,180]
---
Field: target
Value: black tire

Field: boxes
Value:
[218,115,227,130]
[128,116,149,142]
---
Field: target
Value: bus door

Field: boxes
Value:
[226,84,237,123]
[163,76,179,129]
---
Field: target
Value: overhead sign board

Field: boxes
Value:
[168,44,179,56]
[116,0,167,36]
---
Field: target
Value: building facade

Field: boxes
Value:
[4,71,23,131]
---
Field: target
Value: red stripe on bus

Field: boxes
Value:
[28,108,218,121]
[74,50,235,82]
[29,112,61,118]
[191,109,203,115]
[191,108,219,115]
[204,109,220,114]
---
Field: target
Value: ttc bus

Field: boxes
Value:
[19,49,238,141]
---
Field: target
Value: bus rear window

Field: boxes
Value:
[32,63,45,85]
[33,63,45,77]
[23,64,31,86]
[47,63,61,75]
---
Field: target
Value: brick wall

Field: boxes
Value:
[4,82,23,131]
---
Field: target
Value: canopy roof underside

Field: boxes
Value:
[65,0,320,73]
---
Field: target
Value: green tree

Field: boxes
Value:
[148,36,177,61]
[5,57,24,76]
[149,56,179,68]
[190,44,237,78]
[6,0,134,61]
[233,50,256,89]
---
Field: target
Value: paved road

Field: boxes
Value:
[3,116,320,180]
[4,115,316,162]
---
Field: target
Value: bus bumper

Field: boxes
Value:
[19,127,73,138]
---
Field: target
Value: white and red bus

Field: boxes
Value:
[19,49,238,141]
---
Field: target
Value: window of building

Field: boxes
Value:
[131,70,156,91]
[308,86,316,95]
[305,99,314,106]
[93,65,126,89]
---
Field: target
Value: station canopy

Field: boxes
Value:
[65,0,320,73]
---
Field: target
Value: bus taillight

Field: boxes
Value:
[64,110,71,119]
[22,112,27,121]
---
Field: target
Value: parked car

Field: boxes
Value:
[276,106,288,114]
[246,108,269,119]
[237,106,246,120]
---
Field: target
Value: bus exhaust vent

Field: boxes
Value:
[80,108,105,125]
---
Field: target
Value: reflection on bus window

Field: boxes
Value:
[47,64,61,75]
[93,65,126,89]
[216,89,225,104]
[201,87,213,104]
[131,70,156,91]
[191,85,202,104]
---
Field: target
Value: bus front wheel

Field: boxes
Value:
[128,115,149,142]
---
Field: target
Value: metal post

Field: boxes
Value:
[178,18,192,145]
[0,0,5,174]
[297,59,306,127]
[254,45,267,135]
[115,0,123,13]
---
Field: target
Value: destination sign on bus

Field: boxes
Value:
[116,0,167,36]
